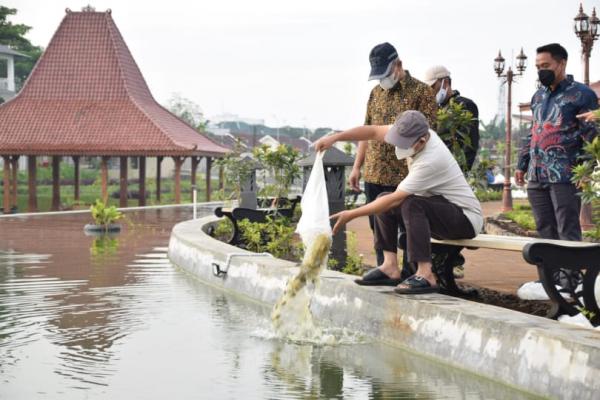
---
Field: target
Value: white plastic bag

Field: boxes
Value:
[295,151,332,244]
[271,151,332,340]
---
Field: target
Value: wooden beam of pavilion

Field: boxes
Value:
[10,156,18,211]
[173,156,184,204]
[51,156,60,211]
[119,156,128,207]
[139,156,146,207]
[2,156,10,213]
[27,156,37,212]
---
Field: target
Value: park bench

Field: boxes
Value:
[213,195,301,245]
[399,234,600,326]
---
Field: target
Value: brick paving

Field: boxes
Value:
[346,200,536,294]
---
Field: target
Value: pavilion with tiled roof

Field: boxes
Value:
[0,7,228,212]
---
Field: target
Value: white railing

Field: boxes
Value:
[0,79,8,90]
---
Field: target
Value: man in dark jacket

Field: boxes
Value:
[424,65,479,172]
[423,65,480,279]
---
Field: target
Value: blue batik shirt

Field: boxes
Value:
[517,75,598,183]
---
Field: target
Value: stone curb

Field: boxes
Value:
[168,216,600,400]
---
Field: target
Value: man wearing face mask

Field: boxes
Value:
[423,66,480,280]
[424,66,480,172]
[314,111,483,293]
[515,43,598,299]
[351,42,437,277]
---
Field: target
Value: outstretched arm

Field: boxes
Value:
[329,189,409,234]
[313,125,391,152]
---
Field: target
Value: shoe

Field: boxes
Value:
[394,275,439,295]
[355,268,402,286]
[517,280,572,301]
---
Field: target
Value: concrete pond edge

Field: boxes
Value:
[168,215,600,400]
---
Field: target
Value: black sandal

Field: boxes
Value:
[394,275,439,294]
[355,268,402,286]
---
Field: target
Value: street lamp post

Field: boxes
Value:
[574,3,600,229]
[494,48,527,212]
[574,3,600,85]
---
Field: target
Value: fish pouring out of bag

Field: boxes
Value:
[271,152,332,339]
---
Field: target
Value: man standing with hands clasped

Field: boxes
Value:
[314,111,483,294]
[515,43,598,299]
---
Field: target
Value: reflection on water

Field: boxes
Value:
[0,207,540,399]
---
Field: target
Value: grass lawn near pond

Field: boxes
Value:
[3,178,223,212]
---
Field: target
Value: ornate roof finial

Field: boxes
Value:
[81,5,96,12]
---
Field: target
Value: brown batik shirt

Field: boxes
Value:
[363,71,437,186]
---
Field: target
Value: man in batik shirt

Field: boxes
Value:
[516,43,598,299]
[350,42,437,285]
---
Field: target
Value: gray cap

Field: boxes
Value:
[384,110,430,149]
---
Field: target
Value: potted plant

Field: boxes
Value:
[84,199,123,235]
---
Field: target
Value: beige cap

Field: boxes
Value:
[423,65,451,86]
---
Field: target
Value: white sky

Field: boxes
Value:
[5,0,600,130]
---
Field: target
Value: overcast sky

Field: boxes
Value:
[6,0,599,130]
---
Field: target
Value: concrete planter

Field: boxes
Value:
[169,216,600,400]
[83,223,122,236]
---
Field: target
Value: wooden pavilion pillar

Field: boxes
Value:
[27,156,37,212]
[2,155,10,213]
[218,164,224,191]
[119,156,128,208]
[205,157,212,202]
[10,156,19,211]
[100,156,109,204]
[156,156,163,203]
[72,156,80,202]
[172,156,185,204]
[51,156,60,211]
[191,156,201,202]
[138,156,146,207]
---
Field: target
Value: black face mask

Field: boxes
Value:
[538,69,556,87]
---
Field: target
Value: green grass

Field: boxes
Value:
[501,204,536,231]
[3,176,224,212]
[474,188,503,202]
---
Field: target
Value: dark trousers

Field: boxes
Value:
[527,182,582,289]
[364,182,398,266]
[373,194,476,264]
[527,182,582,241]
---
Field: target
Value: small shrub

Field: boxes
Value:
[213,218,234,242]
[342,231,364,276]
[237,216,299,260]
[90,199,123,226]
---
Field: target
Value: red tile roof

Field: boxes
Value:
[0,9,228,157]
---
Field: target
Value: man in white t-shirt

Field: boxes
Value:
[313,110,483,294]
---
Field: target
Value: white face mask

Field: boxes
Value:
[394,146,415,160]
[435,79,447,105]
[380,72,398,90]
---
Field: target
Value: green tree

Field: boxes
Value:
[0,6,43,90]
[436,100,475,172]
[253,144,301,200]
[214,139,255,202]
[572,135,600,238]
[166,93,206,131]
[479,117,506,141]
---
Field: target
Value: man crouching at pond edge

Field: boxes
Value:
[313,110,483,294]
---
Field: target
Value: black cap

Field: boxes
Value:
[368,42,398,81]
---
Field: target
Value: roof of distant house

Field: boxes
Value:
[0,9,228,157]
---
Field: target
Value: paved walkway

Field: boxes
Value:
[346,200,536,294]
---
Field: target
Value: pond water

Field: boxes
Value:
[0,207,539,399]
